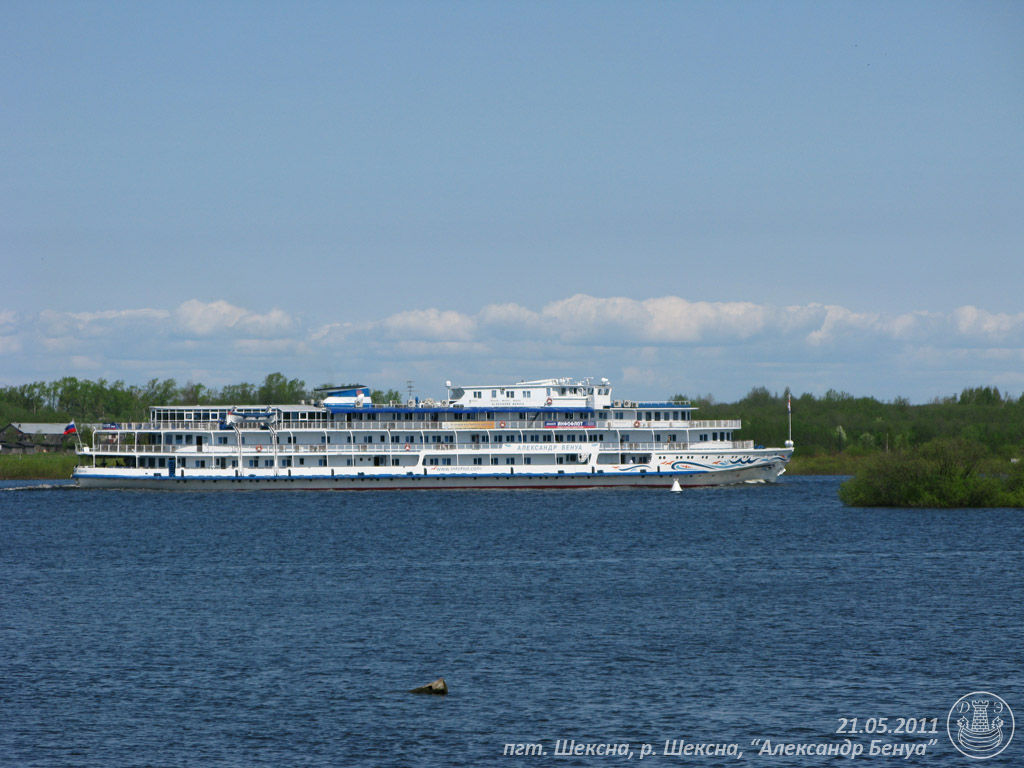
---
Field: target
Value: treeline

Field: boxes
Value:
[0,374,402,425]
[673,386,1024,457]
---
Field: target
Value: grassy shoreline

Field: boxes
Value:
[785,453,866,476]
[0,454,79,480]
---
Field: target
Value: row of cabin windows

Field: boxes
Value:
[352,433,611,444]
[476,390,534,399]
[612,411,689,421]
[155,410,313,423]
[470,387,609,399]
[279,458,324,467]
[698,432,734,441]
[154,410,225,423]
[160,431,716,446]
[332,413,440,422]
[452,411,590,420]
[468,457,536,465]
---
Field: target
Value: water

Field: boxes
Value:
[1,477,1021,766]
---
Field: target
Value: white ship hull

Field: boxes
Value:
[74,452,789,490]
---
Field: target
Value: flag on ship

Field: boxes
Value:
[64,421,77,435]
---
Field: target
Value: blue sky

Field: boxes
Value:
[3,1,1022,402]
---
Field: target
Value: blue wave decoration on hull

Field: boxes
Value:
[667,457,774,473]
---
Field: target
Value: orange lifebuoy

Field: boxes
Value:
[633,420,640,428]
[499,420,507,428]
[404,443,411,451]
[545,397,553,405]
[256,444,263,452]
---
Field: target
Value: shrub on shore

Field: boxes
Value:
[838,439,1024,507]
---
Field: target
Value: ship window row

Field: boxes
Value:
[489,389,534,398]
[141,430,705,447]
[154,408,321,423]
[697,432,734,441]
[612,411,689,421]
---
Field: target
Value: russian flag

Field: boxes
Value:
[64,421,77,436]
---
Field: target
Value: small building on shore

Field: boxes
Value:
[0,439,40,455]
[0,423,77,454]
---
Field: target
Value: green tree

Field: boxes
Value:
[371,388,404,404]
[219,382,257,404]
[257,373,307,404]
[959,386,1003,406]
[179,381,208,406]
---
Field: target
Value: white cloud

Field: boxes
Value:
[538,294,649,342]
[476,295,776,344]
[174,300,294,337]
[477,302,541,328]
[4,294,1024,400]
[388,340,491,357]
[309,320,374,343]
[314,295,1024,382]
[70,355,101,370]
[0,335,21,354]
[952,305,1024,339]
[39,308,171,338]
[234,339,310,356]
[382,308,477,341]
[806,305,880,345]
[641,296,768,342]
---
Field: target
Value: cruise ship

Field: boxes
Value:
[72,377,793,489]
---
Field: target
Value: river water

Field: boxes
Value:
[1,477,1021,766]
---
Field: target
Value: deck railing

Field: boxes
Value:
[100,418,742,433]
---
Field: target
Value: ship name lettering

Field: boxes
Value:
[868,739,931,758]
[757,738,863,758]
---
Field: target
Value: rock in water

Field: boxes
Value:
[409,677,448,695]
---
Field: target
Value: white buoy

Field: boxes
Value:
[670,479,682,492]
